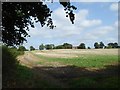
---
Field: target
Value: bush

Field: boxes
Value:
[18,46,27,51]
[2,45,24,88]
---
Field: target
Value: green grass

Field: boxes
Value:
[67,76,119,88]
[34,54,118,68]
[31,51,119,88]
[15,65,61,88]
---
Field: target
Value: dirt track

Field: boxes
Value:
[18,52,70,88]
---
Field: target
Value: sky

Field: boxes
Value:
[23,1,119,49]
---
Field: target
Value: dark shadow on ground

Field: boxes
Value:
[3,64,119,88]
[31,64,119,88]
[33,64,119,79]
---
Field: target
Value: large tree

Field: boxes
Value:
[2,1,76,46]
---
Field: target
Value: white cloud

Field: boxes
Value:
[77,26,114,41]
[75,9,102,28]
[75,9,89,21]
[110,3,118,11]
[79,19,102,28]
[28,7,102,40]
[114,21,118,27]
[24,6,117,49]
[92,26,114,36]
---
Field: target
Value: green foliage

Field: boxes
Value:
[44,44,55,50]
[77,43,86,49]
[2,45,57,88]
[39,44,44,50]
[59,1,77,24]
[2,45,24,88]
[63,43,72,49]
[45,44,53,50]
[2,2,54,46]
[30,46,35,51]
[55,45,64,49]
[99,41,104,48]
[54,43,72,49]
[107,42,118,48]
[18,46,27,51]
[2,2,76,46]
[10,46,17,49]
[94,42,100,49]
[106,45,113,49]
[113,42,118,48]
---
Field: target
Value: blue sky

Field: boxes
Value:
[23,1,119,49]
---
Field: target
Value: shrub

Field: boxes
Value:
[18,46,27,51]
[2,45,24,88]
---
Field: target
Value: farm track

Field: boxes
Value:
[18,52,69,88]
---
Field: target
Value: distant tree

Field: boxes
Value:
[39,44,44,50]
[113,42,118,48]
[55,45,64,49]
[88,47,91,49]
[78,43,86,49]
[45,44,52,50]
[18,46,26,51]
[30,46,35,51]
[94,42,99,49]
[63,43,72,49]
[107,42,118,48]
[107,43,114,48]
[50,44,55,49]
[99,42,105,49]
[104,46,107,49]
[118,46,120,48]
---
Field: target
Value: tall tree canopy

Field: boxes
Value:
[2,1,76,46]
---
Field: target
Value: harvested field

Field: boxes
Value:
[34,49,118,58]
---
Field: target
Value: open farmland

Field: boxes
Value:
[18,49,119,88]
[32,49,118,68]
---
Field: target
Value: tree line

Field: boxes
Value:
[11,42,119,51]
[29,42,119,51]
